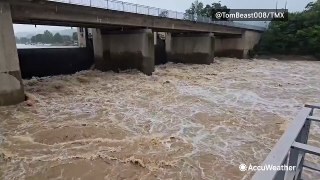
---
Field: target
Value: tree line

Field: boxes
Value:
[254,0,320,58]
[184,0,320,58]
[184,0,229,20]
[159,1,229,20]
[16,30,78,45]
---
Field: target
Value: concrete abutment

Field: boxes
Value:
[166,32,215,64]
[215,30,261,59]
[93,29,155,75]
[0,2,25,106]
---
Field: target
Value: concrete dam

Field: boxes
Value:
[0,0,264,106]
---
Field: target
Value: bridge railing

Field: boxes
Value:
[252,104,320,180]
[48,0,266,31]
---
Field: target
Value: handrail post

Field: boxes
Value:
[275,154,288,179]
[296,113,312,179]
[252,107,313,180]
[287,147,300,178]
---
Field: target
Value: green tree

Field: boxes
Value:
[184,1,229,20]
[19,37,29,44]
[202,4,213,17]
[255,0,320,58]
[159,10,169,17]
[30,36,35,43]
[185,0,205,20]
[62,35,72,43]
[42,30,53,44]
[53,33,63,43]
[211,1,229,20]
[31,34,43,43]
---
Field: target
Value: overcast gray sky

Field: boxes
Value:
[14,0,314,33]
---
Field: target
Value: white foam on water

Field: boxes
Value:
[0,58,320,179]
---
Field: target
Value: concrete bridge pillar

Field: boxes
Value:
[242,30,261,58]
[77,28,86,47]
[215,35,244,58]
[0,2,25,106]
[215,30,261,59]
[93,29,154,75]
[166,32,215,64]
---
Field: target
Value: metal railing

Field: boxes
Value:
[252,104,320,180]
[48,0,266,31]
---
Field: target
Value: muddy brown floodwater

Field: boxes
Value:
[0,58,320,180]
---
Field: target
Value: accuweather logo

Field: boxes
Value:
[239,163,296,172]
[239,164,247,171]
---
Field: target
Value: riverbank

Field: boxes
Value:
[16,44,77,49]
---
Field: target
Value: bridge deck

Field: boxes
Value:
[5,0,264,35]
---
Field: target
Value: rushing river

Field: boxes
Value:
[0,58,320,179]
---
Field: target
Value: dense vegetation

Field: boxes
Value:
[185,0,320,58]
[158,0,227,20]
[255,0,320,58]
[16,30,78,45]
[184,0,228,20]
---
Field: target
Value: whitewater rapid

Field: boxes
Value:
[0,58,319,179]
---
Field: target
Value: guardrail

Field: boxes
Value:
[252,104,320,180]
[48,0,267,31]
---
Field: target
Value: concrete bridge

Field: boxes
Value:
[0,0,265,106]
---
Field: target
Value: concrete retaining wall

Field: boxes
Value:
[215,36,244,58]
[242,30,261,57]
[166,33,215,64]
[215,30,261,59]
[93,29,155,75]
